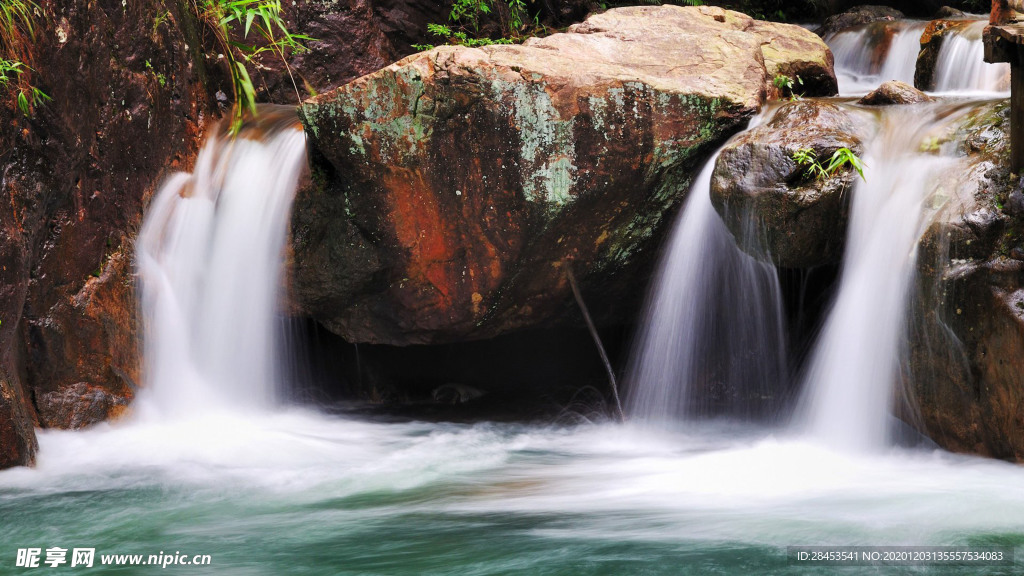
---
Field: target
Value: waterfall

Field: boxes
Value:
[135,108,307,418]
[624,146,788,424]
[827,21,926,94]
[793,103,970,451]
[827,19,1009,95]
[932,21,1011,93]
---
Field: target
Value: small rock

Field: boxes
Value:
[36,382,132,430]
[432,383,485,404]
[934,6,966,19]
[711,100,869,268]
[859,81,934,105]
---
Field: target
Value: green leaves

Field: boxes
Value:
[827,147,866,181]
[1,0,47,117]
[773,74,803,101]
[418,0,536,51]
[198,0,314,134]
[793,147,866,182]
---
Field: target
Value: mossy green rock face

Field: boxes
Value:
[294,5,837,345]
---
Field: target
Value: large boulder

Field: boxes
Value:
[294,5,837,346]
[910,101,1024,460]
[710,100,869,269]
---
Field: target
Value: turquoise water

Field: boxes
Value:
[2,411,1022,575]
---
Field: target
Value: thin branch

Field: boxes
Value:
[566,263,625,422]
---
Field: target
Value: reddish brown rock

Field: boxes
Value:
[256,0,450,104]
[0,376,37,469]
[25,249,138,428]
[294,5,837,346]
[0,0,215,456]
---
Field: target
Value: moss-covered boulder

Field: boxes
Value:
[293,5,837,345]
[710,100,869,269]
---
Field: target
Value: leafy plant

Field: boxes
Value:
[0,0,49,116]
[417,0,540,51]
[145,59,167,88]
[191,0,313,133]
[773,74,803,100]
[793,147,866,182]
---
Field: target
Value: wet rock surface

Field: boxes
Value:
[710,100,868,268]
[910,101,1024,461]
[915,19,975,91]
[859,80,935,105]
[294,5,837,346]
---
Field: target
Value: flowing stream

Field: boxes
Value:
[135,108,306,419]
[794,102,974,451]
[1,18,1024,576]
[828,18,1009,95]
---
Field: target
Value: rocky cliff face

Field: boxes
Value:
[293,5,837,346]
[0,0,216,467]
[0,0,447,469]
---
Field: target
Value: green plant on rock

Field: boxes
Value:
[773,74,803,100]
[1,0,49,117]
[190,0,313,134]
[793,147,866,182]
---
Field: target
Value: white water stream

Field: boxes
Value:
[135,110,306,418]
[0,16,1021,575]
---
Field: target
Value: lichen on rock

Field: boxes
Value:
[294,5,838,346]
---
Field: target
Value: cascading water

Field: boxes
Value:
[135,107,307,418]
[827,21,926,94]
[933,21,1010,93]
[624,147,788,423]
[794,103,975,451]
[627,14,1011,448]
[828,19,1009,95]
[6,14,1024,576]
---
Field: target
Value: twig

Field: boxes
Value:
[565,264,625,422]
